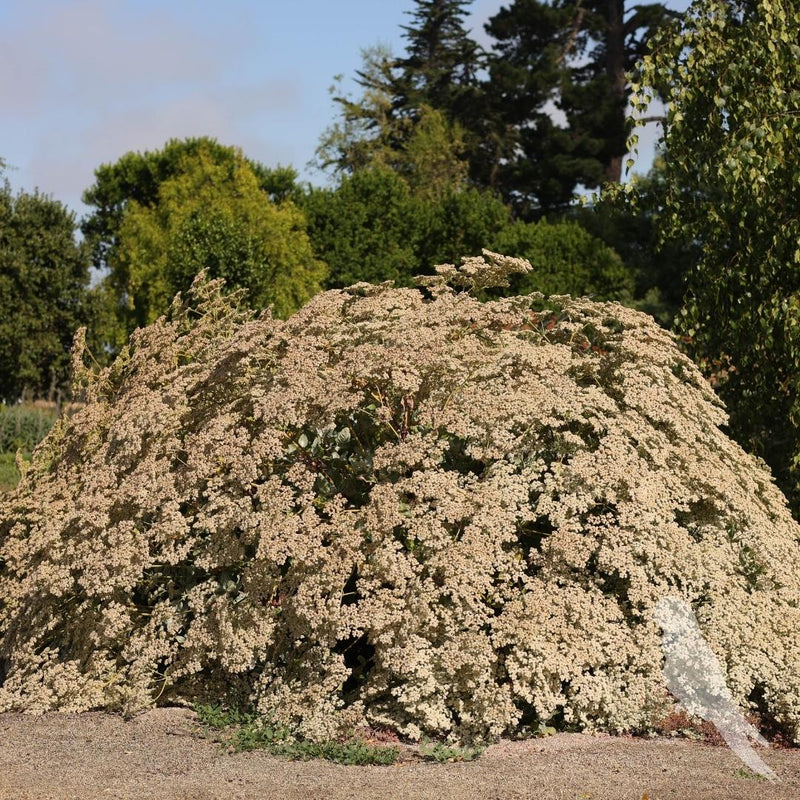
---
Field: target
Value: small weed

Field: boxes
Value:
[418,736,485,763]
[533,721,558,737]
[261,737,400,765]
[193,703,400,765]
[576,795,649,800]
[733,767,768,781]
[195,702,256,729]
[513,721,559,740]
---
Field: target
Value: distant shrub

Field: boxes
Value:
[2,255,800,748]
[302,169,510,290]
[488,218,635,301]
[303,170,633,305]
[0,404,57,453]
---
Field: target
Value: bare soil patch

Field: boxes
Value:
[0,708,798,799]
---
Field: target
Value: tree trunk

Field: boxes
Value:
[605,0,627,183]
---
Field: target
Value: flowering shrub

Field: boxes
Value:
[2,251,800,747]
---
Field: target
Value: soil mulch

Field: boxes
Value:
[1,707,798,799]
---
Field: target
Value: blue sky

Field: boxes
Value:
[1,0,687,218]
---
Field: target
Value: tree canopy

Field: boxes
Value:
[301,162,632,306]
[82,136,299,272]
[317,0,678,218]
[316,51,473,199]
[574,156,699,328]
[489,217,635,300]
[317,1,483,178]
[391,0,486,151]
[104,144,325,336]
[0,181,90,403]
[480,0,679,216]
[302,167,511,288]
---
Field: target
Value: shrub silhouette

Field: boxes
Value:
[2,251,800,747]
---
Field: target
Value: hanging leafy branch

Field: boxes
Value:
[629,0,800,512]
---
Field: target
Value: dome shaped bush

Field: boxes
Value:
[2,252,800,746]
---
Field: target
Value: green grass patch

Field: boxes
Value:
[0,404,57,453]
[193,703,489,765]
[194,703,400,765]
[0,451,23,492]
[418,736,485,762]
[733,767,769,781]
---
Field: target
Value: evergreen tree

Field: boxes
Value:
[392,0,484,128]
[482,0,679,217]
[316,1,485,180]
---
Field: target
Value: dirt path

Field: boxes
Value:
[1,708,798,800]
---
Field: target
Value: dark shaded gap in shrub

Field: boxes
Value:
[510,516,554,565]
[336,634,375,703]
[441,435,486,477]
[748,683,795,745]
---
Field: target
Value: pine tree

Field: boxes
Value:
[315,1,485,182]
[482,0,679,217]
[392,0,484,126]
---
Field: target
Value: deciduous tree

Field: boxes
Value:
[103,144,325,335]
[630,0,800,511]
[301,167,510,288]
[490,216,635,300]
[82,136,299,272]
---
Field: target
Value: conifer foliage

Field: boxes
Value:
[392,0,485,133]
[319,0,679,217]
[481,0,679,215]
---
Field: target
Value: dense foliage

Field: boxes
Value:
[489,217,635,301]
[90,142,325,348]
[302,166,630,302]
[479,0,678,215]
[574,157,699,328]
[2,258,799,748]
[320,0,678,217]
[630,0,800,512]
[81,137,296,271]
[0,181,91,403]
[303,168,514,288]
[302,168,420,288]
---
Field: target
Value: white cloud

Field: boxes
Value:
[1,0,238,113]
[23,84,299,213]
[0,0,301,211]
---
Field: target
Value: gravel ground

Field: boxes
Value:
[0,707,798,800]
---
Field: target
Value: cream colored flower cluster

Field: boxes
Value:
[2,253,800,746]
